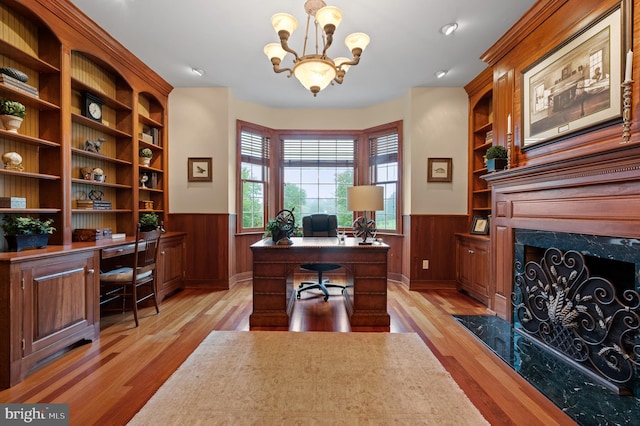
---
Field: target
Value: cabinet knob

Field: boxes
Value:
[88,269,95,274]
[161,251,165,255]
[468,250,474,254]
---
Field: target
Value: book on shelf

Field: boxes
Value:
[0,74,39,97]
[139,132,153,144]
[150,127,160,145]
[0,197,26,208]
[76,200,112,210]
[485,130,493,143]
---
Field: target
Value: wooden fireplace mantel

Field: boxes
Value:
[483,143,640,320]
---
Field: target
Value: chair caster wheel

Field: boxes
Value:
[296,293,301,299]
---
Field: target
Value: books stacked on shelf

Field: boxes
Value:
[150,172,158,188]
[139,132,153,144]
[150,127,160,145]
[76,200,112,210]
[485,130,493,144]
[0,197,26,208]
[0,74,39,97]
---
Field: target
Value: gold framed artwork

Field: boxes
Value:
[522,1,630,147]
[427,158,452,182]
[187,157,212,182]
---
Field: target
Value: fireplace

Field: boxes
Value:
[512,229,640,396]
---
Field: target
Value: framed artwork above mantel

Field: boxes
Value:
[522,0,630,147]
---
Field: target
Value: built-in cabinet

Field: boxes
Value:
[0,249,100,388]
[458,67,493,307]
[157,233,186,300]
[0,0,171,248]
[455,233,490,306]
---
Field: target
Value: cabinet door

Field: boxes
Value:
[470,241,490,299]
[456,238,473,292]
[157,235,185,300]
[21,252,98,359]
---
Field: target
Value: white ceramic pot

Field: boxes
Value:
[0,115,23,133]
[140,157,151,166]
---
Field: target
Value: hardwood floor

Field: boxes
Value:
[0,281,576,426]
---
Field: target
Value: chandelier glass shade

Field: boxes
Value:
[264,0,370,96]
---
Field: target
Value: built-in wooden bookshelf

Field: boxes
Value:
[0,0,171,248]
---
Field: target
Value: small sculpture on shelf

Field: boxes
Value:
[139,174,149,188]
[92,167,105,182]
[84,138,106,153]
[2,151,24,171]
[80,167,93,180]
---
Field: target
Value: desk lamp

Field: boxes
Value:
[347,185,383,245]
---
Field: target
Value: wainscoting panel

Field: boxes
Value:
[168,213,230,289]
[405,214,469,290]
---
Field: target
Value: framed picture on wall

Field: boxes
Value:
[188,157,212,182]
[427,158,452,182]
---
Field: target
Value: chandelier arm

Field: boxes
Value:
[321,25,336,58]
[278,31,300,61]
[270,58,293,77]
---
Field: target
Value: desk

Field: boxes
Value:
[250,237,390,330]
[0,232,185,388]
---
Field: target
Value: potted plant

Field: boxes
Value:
[264,219,283,243]
[139,148,153,166]
[1,215,55,251]
[485,145,508,172]
[0,98,26,133]
[139,212,159,232]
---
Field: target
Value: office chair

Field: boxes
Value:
[297,214,345,302]
[99,224,162,326]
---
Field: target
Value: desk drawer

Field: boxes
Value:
[101,244,135,259]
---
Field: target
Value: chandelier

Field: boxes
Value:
[263,0,370,97]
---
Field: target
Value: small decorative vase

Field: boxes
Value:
[486,158,508,172]
[140,157,151,166]
[0,115,23,133]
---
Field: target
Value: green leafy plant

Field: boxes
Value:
[139,148,153,158]
[1,215,55,235]
[485,145,507,159]
[139,212,159,230]
[0,98,26,118]
[263,219,280,238]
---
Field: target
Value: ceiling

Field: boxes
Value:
[69,0,536,109]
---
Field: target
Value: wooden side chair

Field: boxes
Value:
[99,224,161,326]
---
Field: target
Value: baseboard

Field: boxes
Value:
[408,280,458,291]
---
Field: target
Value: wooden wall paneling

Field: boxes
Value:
[170,213,230,289]
[408,214,468,290]
[401,214,411,285]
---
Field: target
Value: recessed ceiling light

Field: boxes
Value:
[434,70,448,79]
[440,23,458,36]
[191,67,206,77]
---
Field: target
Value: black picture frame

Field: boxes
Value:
[470,216,489,235]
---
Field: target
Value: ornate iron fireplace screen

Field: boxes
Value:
[513,247,640,394]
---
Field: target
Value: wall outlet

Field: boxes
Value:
[422,260,429,269]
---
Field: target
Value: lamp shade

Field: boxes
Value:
[334,57,352,73]
[264,43,288,61]
[347,186,383,211]
[293,57,337,92]
[315,6,343,32]
[272,13,298,36]
[345,32,370,53]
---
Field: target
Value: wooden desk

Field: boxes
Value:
[250,237,390,330]
[0,232,186,388]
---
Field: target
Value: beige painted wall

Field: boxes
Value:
[168,87,468,216]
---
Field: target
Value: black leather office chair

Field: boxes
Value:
[297,214,345,302]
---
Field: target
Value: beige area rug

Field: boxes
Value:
[128,331,488,425]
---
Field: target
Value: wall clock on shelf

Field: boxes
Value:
[82,92,103,123]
